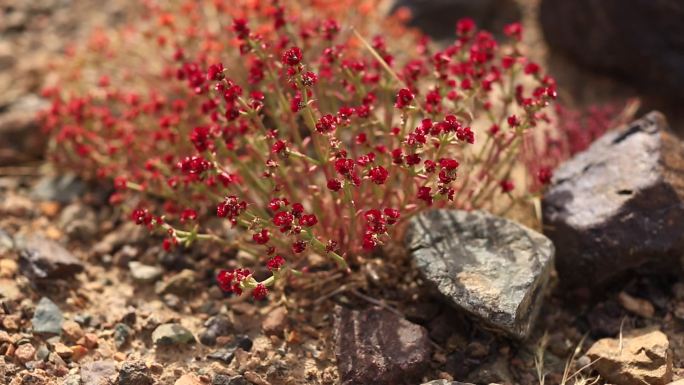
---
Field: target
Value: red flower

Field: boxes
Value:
[273,211,294,232]
[113,176,127,190]
[302,71,318,86]
[179,209,198,223]
[253,229,270,244]
[216,196,247,225]
[507,115,520,127]
[316,114,338,133]
[271,139,287,154]
[217,268,251,296]
[537,167,553,185]
[456,18,476,36]
[503,22,523,41]
[267,255,285,271]
[207,63,224,81]
[500,179,515,193]
[252,283,268,300]
[395,88,414,109]
[334,158,355,176]
[383,208,400,224]
[177,156,211,176]
[327,178,342,191]
[281,47,303,66]
[300,214,318,227]
[292,240,307,253]
[131,208,153,226]
[190,126,212,152]
[417,186,433,205]
[232,19,250,39]
[368,166,388,184]
[268,198,289,211]
[439,158,459,171]
[524,62,540,75]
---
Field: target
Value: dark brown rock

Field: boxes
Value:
[334,306,431,385]
[200,315,232,346]
[18,235,84,280]
[118,361,153,385]
[540,0,684,102]
[391,0,520,40]
[543,112,684,288]
[0,96,47,165]
[406,209,554,339]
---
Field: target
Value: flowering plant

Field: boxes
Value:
[41,0,558,299]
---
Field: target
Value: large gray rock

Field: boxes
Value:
[406,209,554,339]
[18,235,84,280]
[334,306,431,385]
[543,112,684,288]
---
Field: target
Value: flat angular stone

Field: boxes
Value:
[543,112,684,288]
[80,360,117,385]
[586,329,672,385]
[406,209,554,339]
[152,323,195,346]
[128,262,162,284]
[18,235,84,280]
[32,297,63,335]
[334,306,431,385]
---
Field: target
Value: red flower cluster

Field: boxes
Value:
[41,0,567,300]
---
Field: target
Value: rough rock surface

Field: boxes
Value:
[334,306,431,385]
[128,262,163,284]
[118,360,154,385]
[0,95,47,164]
[30,174,85,204]
[58,203,97,240]
[80,360,117,385]
[540,0,684,101]
[391,0,520,40]
[31,297,63,335]
[212,375,250,385]
[586,329,673,385]
[207,335,252,364]
[406,209,554,339]
[152,323,196,346]
[18,235,84,280]
[199,315,232,346]
[543,112,684,287]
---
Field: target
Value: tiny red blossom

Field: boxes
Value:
[252,284,268,300]
[281,47,303,66]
